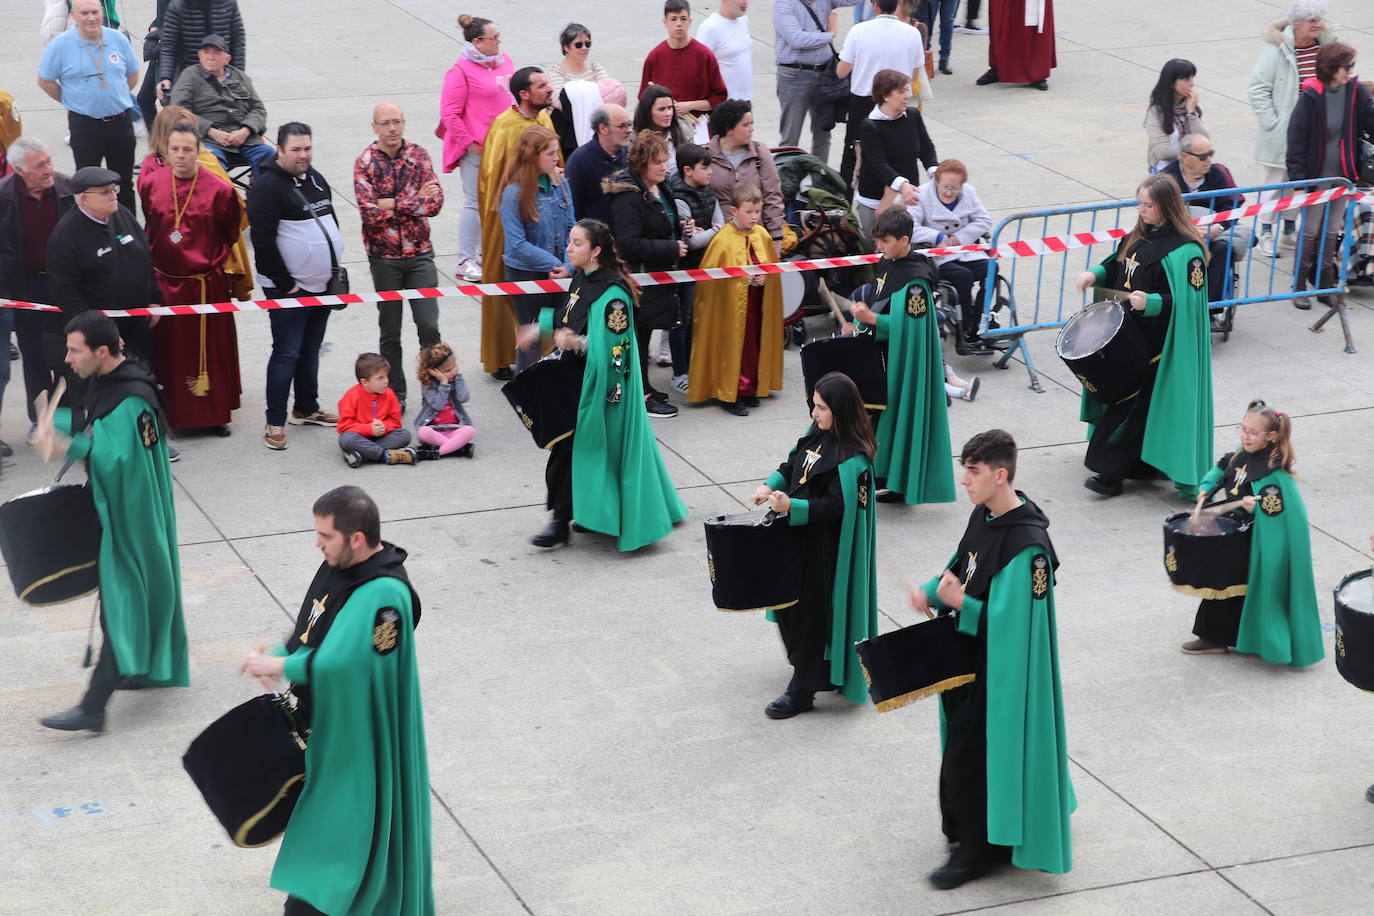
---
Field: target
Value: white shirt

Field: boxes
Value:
[838,14,924,97]
[696,13,753,100]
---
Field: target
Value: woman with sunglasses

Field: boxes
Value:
[546,24,626,108]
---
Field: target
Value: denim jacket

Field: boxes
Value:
[413,375,473,428]
[499,176,575,274]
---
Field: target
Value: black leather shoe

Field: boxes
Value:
[1028,79,1049,90]
[720,400,749,417]
[114,677,152,690]
[457,443,475,459]
[740,395,760,407]
[928,859,986,890]
[491,367,514,381]
[531,520,570,548]
[764,692,814,720]
[875,489,905,503]
[1366,784,1374,804]
[939,61,953,75]
[570,522,591,533]
[1084,474,1123,497]
[40,706,105,733]
[976,68,999,86]
[210,424,232,437]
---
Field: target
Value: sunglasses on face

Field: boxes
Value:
[1184,150,1214,160]
[572,40,591,49]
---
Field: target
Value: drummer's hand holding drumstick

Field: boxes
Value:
[909,585,935,620]
[935,569,966,612]
[516,323,542,350]
[751,484,773,506]
[240,646,286,694]
[1074,271,1096,292]
[851,301,876,327]
[30,379,71,462]
[1240,495,1256,512]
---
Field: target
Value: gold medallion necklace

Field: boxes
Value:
[168,167,199,244]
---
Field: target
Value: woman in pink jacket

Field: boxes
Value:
[438,14,514,282]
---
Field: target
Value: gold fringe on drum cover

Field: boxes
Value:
[866,670,977,713]
[715,598,799,613]
[1170,582,1248,601]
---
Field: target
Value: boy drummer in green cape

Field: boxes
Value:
[911,429,1075,889]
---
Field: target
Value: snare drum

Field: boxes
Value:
[502,353,584,449]
[1056,300,1149,405]
[0,484,102,606]
[855,615,978,712]
[781,269,806,327]
[801,334,887,412]
[704,507,803,612]
[1162,512,1253,599]
[1333,570,1374,691]
[182,694,308,848]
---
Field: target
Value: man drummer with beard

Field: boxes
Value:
[1074,173,1212,499]
[32,310,188,733]
[240,486,432,915]
[910,429,1074,889]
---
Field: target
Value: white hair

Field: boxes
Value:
[1288,1,1328,24]
[1179,134,1212,155]
[6,137,49,172]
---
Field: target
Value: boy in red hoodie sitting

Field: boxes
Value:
[337,353,415,467]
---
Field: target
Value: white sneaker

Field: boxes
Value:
[459,259,484,282]
[657,333,672,367]
[671,373,689,393]
[1259,233,1279,257]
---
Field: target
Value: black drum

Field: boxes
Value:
[183,694,308,848]
[502,353,584,449]
[1333,570,1374,691]
[0,484,102,606]
[801,334,886,412]
[704,508,803,612]
[1163,512,1253,599]
[855,615,978,712]
[1055,299,1149,405]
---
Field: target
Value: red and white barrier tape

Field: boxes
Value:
[4,187,1369,318]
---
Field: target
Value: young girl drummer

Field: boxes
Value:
[1181,400,1323,667]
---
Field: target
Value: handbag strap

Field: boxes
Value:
[797,0,839,60]
[287,182,340,273]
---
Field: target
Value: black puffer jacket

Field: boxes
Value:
[603,168,683,330]
[158,0,247,84]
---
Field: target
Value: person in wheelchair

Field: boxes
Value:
[168,34,273,179]
[1160,135,1250,305]
[906,158,1002,354]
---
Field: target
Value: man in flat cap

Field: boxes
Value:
[169,33,274,179]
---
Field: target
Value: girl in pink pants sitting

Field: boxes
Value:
[413,343,476,459]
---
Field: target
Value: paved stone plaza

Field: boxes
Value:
[2,0,1374,913]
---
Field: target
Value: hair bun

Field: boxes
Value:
[457,13,474,28]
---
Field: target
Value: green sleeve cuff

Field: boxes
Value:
[921,576,945,610]
[283,649,312,685]
[957,595,984,635]
[66,433,92,461]
[1090,265,1106,284]
[764,471,786,491]
[55,407,74,436]
[538,306,554,340]
[873,313,890,341]
[1144,293,1163,317]
[1199,466,1223,493]
[787,498,810,526]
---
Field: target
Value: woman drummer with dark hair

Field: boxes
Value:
[516,218,687,550]
[750,372,878,719]
[1179,400,1322,666]
[1074,174,1213,500]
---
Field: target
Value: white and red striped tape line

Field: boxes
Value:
[4,187,1369,318]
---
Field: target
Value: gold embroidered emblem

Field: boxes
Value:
[1165,548,1178,574]
[906,286,928,319]
[1031,554,1049,599]
[1077,375,1097,394]
[561,288,580,324]
[301,593,329,644]
[1336,625,1345,658]
[874,274,886,296]
[517,408,534,430]
[1188,256,1205,291]
[1123,252,1141,289]
[856,470,871,509]
[706,551,716,583]
[138,410,159,448]
[963,552,978,586]
[1259,484,1283,517]
[606,299,629,334]
[372,607,401,656]
[798,445,823,485]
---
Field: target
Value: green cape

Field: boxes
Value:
[765,445,878,703]
[57,395,188,687]
[1083,241,1213,495]
[567,281,688,550]
[1199,464,1324,667]
[274,576,433,915]
[869,276,956,505]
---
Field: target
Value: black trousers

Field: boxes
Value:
[283,897,326,916]
[79,609,121,715]
[775,528,839,696]
[68,110,137,214]
[965,0,982,22]
[545,435,574,523]
[135,60,160,129]
[13,275,60,423]
[939,679,995,858]
[839,93,873,193]
[1193,596,1244,646]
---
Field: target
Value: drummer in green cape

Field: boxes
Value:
[849,208,956,506]
[517,218,687,550]
[751,372,877,720]
[241,486,432,916]
[911,429,1074,889]
[1180,401,1323,667]
[34,311,188,734]
[1074,174,1212,500]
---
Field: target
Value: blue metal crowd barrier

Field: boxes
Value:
[974,178,1362,392]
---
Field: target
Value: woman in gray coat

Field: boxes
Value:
[1248,1,1335,255]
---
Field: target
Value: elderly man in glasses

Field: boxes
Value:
[1161,134,1249,305]
[564,102,632,222]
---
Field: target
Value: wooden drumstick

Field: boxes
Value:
[816,278,853,327]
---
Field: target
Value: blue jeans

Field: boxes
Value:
[209,141,276,179]
[920,0,958,62]
[264,289,331,427]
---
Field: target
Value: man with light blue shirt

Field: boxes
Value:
[36,0,140,213]
[773,0,863,163]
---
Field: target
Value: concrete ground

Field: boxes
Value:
[3,0,1374,913]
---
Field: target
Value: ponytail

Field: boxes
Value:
[1246,399,1296,474]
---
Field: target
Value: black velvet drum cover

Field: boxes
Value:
[0,485,102,606]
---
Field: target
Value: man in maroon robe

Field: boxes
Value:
[138,120,243,432]
[977,0,1056,90]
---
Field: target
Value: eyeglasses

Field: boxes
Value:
[571,40,591,49]
[374,119,405,128]
[613,121,633,130]
[1236,425,1270,437]
[936,184,962,193]
[476,32,500,42]
[1183,150,1215,160]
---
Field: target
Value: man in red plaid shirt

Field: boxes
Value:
[354,101,445,410]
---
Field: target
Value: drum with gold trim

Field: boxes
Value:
[801,334,886,412]
[501,352,584,449]
[704,507,803,612]
[1333,569,1374,691]
[1162,512,1253,599]
[0,484,101,606]
[855,615,978,712]
[1055,299,1149,405]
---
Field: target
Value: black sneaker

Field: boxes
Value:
[720,400,749,417]
[645,398,678,418]
[740,394,760,408]
[344,449,364,469]
[1083,474,1122,496]
[414,445,441,461]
